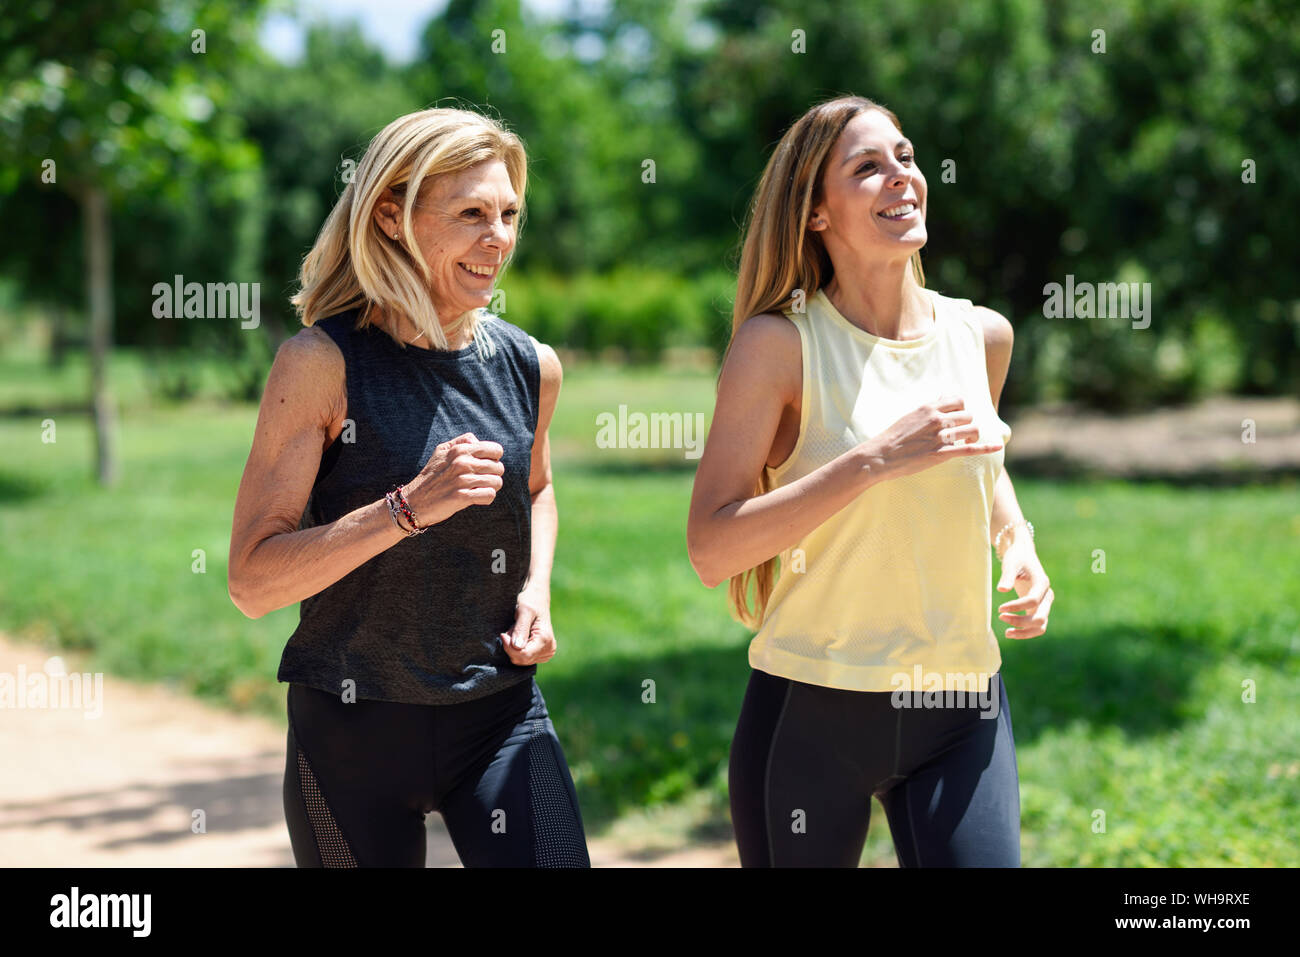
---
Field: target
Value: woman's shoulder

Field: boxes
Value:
[735,309,803,346]
[477,311,554,383]
[922,286,969,315]
[926,286,1005,322]
[949,292,1013,352]
[302,308,363,351]
[722,311,803,402]
[931,290,1013,367]
[314,305,364,328]
[927,288,1004,332]
[478,310,534,353]
[481,311,558,368]
[265,324,346,424]
[287,320,346,366]
[728,311,802,374]
[968,300,1013,342]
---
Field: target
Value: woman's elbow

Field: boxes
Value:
[686,523,725,589]
[227,546,269,619]
[227,571,266,619]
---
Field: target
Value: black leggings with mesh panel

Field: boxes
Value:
[283,676,589,867]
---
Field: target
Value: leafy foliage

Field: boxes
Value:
[2,0,1297,406]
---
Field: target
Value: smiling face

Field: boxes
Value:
[375,159,519,326]
[809,109,927,265]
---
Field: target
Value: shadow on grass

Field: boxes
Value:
[538,643,749,833]
[1011,451,1300,488]
[559,456,700,475]
[0,470,46,503]
[0,402,90,418]
[1001,619,1212,744]
[543,618,1214,834]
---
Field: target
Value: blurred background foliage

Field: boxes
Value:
[2,0,1296,410]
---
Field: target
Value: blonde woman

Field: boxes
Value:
[688,96,1053,867]
[228,108,588,867]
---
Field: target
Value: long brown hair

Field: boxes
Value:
[726,94,925,628]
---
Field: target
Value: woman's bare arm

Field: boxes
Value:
[227,328,404,619]
[975,303,1053,637]
[498,339,563,664]
[686,315,886,588]
[687,312,1002,589]
[977,304,1031,548]
[519,340,562,602]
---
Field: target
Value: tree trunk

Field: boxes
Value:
[83,185,117,485]
[48,303,68,368]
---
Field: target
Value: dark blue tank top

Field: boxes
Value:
[276,308,541,705]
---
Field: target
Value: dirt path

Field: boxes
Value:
[1005,395,1300,479]
[0,635,738,868]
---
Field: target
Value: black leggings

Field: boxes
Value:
[729,668,1021,867]
[283,677,589,867]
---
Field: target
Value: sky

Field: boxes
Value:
[260,0,610,64]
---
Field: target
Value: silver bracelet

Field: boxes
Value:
[994,519,1034,559]
[385,491,419,537]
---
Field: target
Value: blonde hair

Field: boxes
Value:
[726,94,926,629]
[291,107,529,359]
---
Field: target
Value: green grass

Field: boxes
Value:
[1,346,1297,865]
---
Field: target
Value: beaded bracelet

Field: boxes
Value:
[393,484,422,531]
[385,485,425,536]
[387,489,419,535]
[390,488,414,528]
[384,490,415,535]
[994,518,1034,560]
[389,485,421,534]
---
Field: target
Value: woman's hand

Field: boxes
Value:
[867,394,1004,481]
[995,541,1053,639]
[404,432,504,527]
[500,587,557,665]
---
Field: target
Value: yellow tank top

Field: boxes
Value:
[748,285,1012,694]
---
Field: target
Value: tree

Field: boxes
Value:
[0,0,266,482]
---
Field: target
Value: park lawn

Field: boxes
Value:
[0,351,1297,865]
[0,340,247,414]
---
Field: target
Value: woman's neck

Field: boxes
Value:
[373,305,475,351]
[822,261,930,340]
